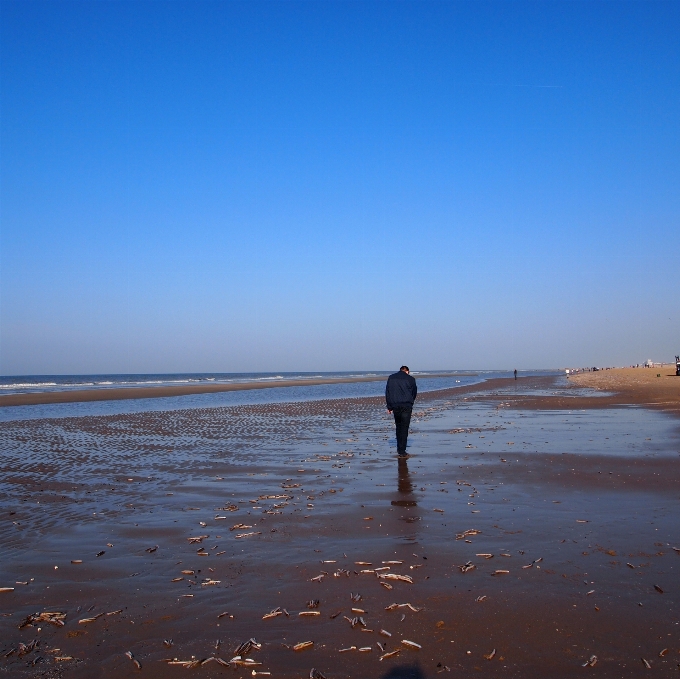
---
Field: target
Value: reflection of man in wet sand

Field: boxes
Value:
[391,457,418,507]
[385,366,418,457]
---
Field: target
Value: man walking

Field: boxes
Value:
[385,366,418,457]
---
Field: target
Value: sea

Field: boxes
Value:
[0,370,562,422]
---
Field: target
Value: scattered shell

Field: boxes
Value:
[378,573,413,583]
[659,648,668,657]
[582,655,597,667]
[642,658,651,669]
[0,587,15,593]
[401,639,422,649]
[293,641,314,651]
[263,608,283,620]
[379,629,392,637]
[491,570,510,576]
[654,585,664,594]
[310,669,327,679]
[379,649,401,660]
[476,554,493,559]
[339,646,357,653]
[484,648,496,660]
[70,560,83,564]
[299,611,320,617]
[125,650,142,669]
[307,599,320,609]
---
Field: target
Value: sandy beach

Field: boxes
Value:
[1,372,679,677]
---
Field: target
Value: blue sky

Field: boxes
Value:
[1,0,678,374]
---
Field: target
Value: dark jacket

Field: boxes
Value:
[385,371,417,410]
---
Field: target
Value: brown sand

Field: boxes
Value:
[453,368,680,415]
[0,373,470,408]
[1,374,679,677]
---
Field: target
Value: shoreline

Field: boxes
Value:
[0,372,474,408]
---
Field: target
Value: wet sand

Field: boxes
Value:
[1,375,680,677]
[0,374,469,408]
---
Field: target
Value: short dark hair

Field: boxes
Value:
[400,365,410,372]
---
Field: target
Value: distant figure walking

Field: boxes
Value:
[385,366,418,458]
[514,369,517,380]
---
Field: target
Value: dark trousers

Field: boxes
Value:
[392,406,413,455]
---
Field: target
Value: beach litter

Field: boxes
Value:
[293,641,314,651]
[401,639,422,650]
[582,655,598,667]
[19,611,66,628]
[125,650,142,669]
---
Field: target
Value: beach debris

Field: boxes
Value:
[434,508,444,513]
[456,562,475,573]
[401,639,422,650]
[455,529,481,540]
[329,610,342,619]
[380,582,393,590]
[79,613,105,624]
[146,545,158,553]
[125,650,142,669]
[235,531,262,539]
[382,561,403,565]
[171,577,184,582]
[576,520,589,524]
[202,578,221,586]
[71,560,82,564]
[672,547,680,554]
[344,615,367,628]
[307,599,320,609]
[378,573,413,584]
[311,574,325,582]
[484,648,496,660]
[627,563,636,568]
[339,646,357,653]
[19,611,66,629]
[476,554,493,559]
[583,655,598,667]
[358,646,372,652]
[218,612,234,619]
[263,608,283,620]
[500,553,512,557]
[163,639,173,648]
[642,658,652,668]
[188,535,209,543]
[385,603,420,612]
[653,585,664,593]
[96,551,105,557]
[333,568,351,577]
[659,648,668,657]
[491,570,510,576]
[350,593,362,602]
[230,524,252,532]
[0,587,15,593]
[379,629,392,637]
[55,656,74,662]
[351,608,366,614]
[522,564,533,569]
[8,640,39,657]
[293,641,314,652]
[355,561,372,565]
[235,639,261,656]
[299,611,320,617]
[310,669,327,679]
[380,649,401,661]
[475,595,487,602]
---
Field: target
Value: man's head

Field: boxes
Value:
[400,366,410,374]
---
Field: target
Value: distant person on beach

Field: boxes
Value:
[385,366,418,457]
[514,369,517,380]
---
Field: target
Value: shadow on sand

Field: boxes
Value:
[381,664,427,679]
